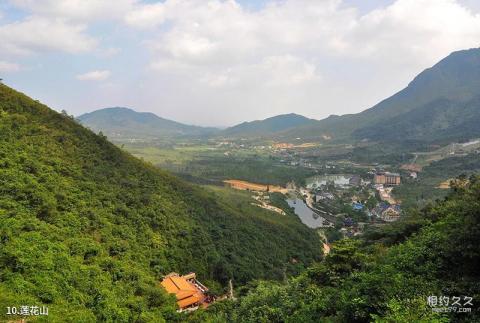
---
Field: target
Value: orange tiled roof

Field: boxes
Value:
[161,273,206,310]
[176,290,196,300]
[161,278,180,294]
[170,276,196,293]
[177,295,201,309]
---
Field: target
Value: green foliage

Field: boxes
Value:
[204,176,480,322]
[221,113,316,138]
[350,142,415,165]
[0,85,322,321]
[125,143,315,186]
[268,193,297,217]
[361,209,431,246]
[394,152,480,208]
[176,156,315,186]
[354,96,480,144]
[371,297,449,323]
[78,107,217,140]
[281,48,480,143]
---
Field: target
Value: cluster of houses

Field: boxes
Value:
[373,184,396,204]
[347,171,402,222]
[315,192,335,201]
[371,172,402,221]
[350,200,401,222]
[349,175,362,186]
[371,203,402,222]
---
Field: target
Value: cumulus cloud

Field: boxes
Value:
[137,0,480,71]
[9,0,136,21]
[0,16,96,55]
[0,61,20,72]
[125,2,167,28]
[3,0,480,125]
[343,0,480,66]
[76,70,111,81]
[2,1,130,57]
[125,0,480,125]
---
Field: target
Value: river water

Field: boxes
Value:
[287,198,328,229]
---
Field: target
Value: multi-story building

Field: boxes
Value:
[374,172,401,186]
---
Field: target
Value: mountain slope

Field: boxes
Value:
[197,177,480,322]
[220,113,317,138]
[0,85,322,322]
[354,95,480,143]
[283,47,480,143]
[78,107,218,140]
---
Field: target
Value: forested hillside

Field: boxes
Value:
[220,113,316,138]
[78,107,217,140]
[195,176,480,322]
[280,48,480,144]
[0,85,322,322]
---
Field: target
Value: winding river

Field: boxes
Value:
[286,198,329,229]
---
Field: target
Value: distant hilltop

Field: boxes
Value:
[78,107,219,140]
[279,47,480,144]
[78,48,480,147]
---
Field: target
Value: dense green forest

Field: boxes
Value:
[78,107,218,140]
[123,143,316,186]
[0,84,322,322]
[394,152,480,208]
[278,48,480,143]
[219,113,316,138]
[173,156,315,186]
[193,176,480,322]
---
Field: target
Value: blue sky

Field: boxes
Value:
[1,0,480,127]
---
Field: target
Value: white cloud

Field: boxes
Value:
[0,16,96,55]
[0,61,20,72]
[4,0,480,125]
[343,0,480,66]
[125,2,167,28]
[76,70,111,81]
[140,0,480,70]
[3,0,137,57]
[9,0,136,21]
[259,55,318,86]
[125,0,480,126]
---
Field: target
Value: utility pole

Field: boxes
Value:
[228,279,236,300]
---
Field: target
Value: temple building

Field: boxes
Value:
[160,273,211,312]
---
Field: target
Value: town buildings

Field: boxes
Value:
[349,175,362,186]
[374,172,401,186]
[380,205,402,222]
[371,203,401,222]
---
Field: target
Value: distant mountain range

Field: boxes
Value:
[79,108,317,140]
[79,48,480,145]
[219,113,317,138]
[78,107,218,140]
